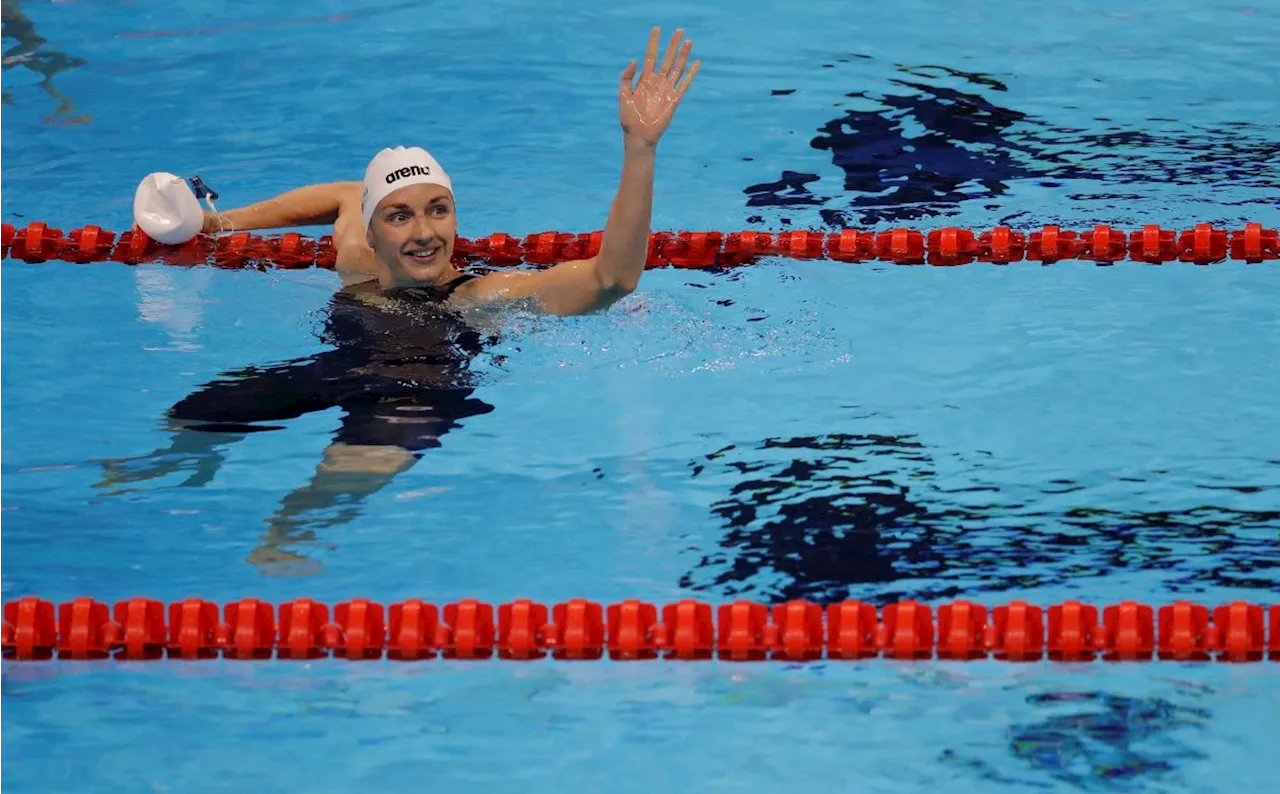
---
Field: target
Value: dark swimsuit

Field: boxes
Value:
[167,274,495,453]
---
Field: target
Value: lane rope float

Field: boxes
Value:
[3,221,1277,270]
[4,596,1276,662]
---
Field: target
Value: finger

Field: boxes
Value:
[620,60,637,93]
[669,38,692,82]
[659,28,684,77]
[642,27,660,74]
[676,59,701,96]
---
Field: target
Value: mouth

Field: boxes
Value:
[403,246,443,264]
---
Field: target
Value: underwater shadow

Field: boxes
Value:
[743,61,1279,227]
[681,433,1279,605]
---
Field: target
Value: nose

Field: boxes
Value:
[408,213,437,243]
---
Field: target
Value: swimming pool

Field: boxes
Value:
[3,0,1278,789]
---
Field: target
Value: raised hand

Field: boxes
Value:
[618,27,700,148]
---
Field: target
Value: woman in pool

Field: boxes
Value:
[198,26,699,315]
[101,28,700,572]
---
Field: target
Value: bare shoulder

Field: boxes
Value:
[474,269,538,288]
[445,270,532,313]
[461,259,600,294]
[450,258,609,316]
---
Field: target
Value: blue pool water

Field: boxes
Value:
[3,0,1278,790]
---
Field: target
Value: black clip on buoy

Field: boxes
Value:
[187,176,219,202]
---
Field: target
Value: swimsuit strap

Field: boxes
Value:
[438,272,478,299]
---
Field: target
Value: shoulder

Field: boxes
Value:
[339,269,378,287]
[448,258,609,316]
[451,269,540,304]
[455,259,600,299]
[333,278,385,306]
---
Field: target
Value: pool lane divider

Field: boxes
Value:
[3,597,1276,662]
[3,222,1277,269]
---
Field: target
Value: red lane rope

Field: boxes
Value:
[3,222,1277,269]
[3,596,1276,662]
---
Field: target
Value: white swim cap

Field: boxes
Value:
[361,146,453,230]
[133,172,204,245]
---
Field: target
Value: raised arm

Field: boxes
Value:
[463,27,700,316]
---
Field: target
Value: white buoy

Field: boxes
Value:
[133,172,204,245]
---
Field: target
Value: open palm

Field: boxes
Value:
[619,27,700,147]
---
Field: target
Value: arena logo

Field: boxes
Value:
[385,164,432,184]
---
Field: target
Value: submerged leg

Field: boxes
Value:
[94,357,331,491]
[2,1,91,125]
[246,392,494,573]
[247,442,420,574]
[95,420,248,491]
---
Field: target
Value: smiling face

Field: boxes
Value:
[365,183,458,287]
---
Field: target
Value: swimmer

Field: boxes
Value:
[2,0,92,125]
[193,26,699,316]
[101,27,700,573]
